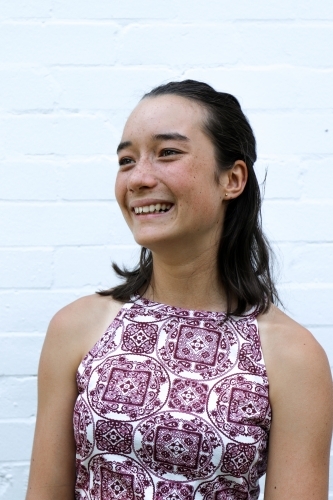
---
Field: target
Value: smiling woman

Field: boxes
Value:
[26,80,333,500]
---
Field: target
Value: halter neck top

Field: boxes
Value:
[74,297,271,500]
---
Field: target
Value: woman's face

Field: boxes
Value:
[115,94,228,255]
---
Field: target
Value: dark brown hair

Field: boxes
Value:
[98,80,279,315]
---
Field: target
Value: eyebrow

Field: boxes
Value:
[116,132,189,154]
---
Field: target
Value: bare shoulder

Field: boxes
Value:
[258,304,330,377]
[44,293,124,364]
[257,308,332,498]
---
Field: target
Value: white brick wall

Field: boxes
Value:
[0,1,332,498]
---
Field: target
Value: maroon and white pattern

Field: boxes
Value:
[89,454,154,500]
[158,318,239,380]
[168,379,209,413]
[121,322,158,354]
[74,397,94,459]
[156,481,194,500]
[95,419,133,454]
[208,374,270,444]
[134,412,223,481]
[74,298,271,500]
[88,354,169,420]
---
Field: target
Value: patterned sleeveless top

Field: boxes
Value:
[74,297,271,500]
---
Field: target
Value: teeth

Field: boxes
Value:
[134,203,172,214]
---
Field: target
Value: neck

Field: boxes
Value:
[143,247,227,312]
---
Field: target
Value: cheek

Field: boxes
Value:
[114,173,126,208]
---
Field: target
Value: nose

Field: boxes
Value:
[127,158,158,192]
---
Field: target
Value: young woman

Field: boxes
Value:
[26,80,333,500]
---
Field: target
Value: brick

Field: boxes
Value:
[0,334,43,376]
[255,158,302,199]
[185,68,333,110]
[0,161,59,201]
[0,0,52,19]
[118,24,333,67]
[0,462,30,500]
[53,67,176,110]
[54,245,139,288]
[0,291,83,332]
[0,421,34,461]
[233,24,333,67]
[262,201,333,242]
[0,23,119,65]
[57,158,118,201]
[0,377,37,419]
[277,284,333,326]
[301,158,333,199]
[0,249,53,288]
[249,112,333,155]
[118,24,240,66]
[0,69,56,111]
[276,243,333,283]
[0,202,134,246]
[51,0,333,21]
[1,115,116,156]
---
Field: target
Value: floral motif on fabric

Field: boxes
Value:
[208,374,270,443]
[195,476,250,500]
[73,397,94,459]
[155,480,194,500]
[134,412,223,481]
[96,419,133,454]
[238,341,266,376]
[74,298,271,500]
[248,436,268,488]
[75,459,89,491]
[76,318,122,392]
[121,322,158,354]
[168,379,209,413]
[89,454,154,500]
[158,318,239,380]
[88,354,169,421]
[221,443,256,477]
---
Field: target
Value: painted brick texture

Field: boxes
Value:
[0,1,332,498]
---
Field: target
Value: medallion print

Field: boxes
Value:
[221,443,256,477]
[248,436,268,488]
[73,397,94,459]
[89,454,154,500]
[96,419,133,454]
[76,318,121,392]
[75,459,89,491]
[155,481,194,500]
[74,299,271,500]
[168,379,209,413]
[88,355,169,421]
[134,411,223,481]
[158,318,239,380]
[121,322,158,354]
[195,476,250,500]
[208,374,270,443]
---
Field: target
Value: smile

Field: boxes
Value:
[133,203,172,214]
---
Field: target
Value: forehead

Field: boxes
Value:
[121,94,207,140]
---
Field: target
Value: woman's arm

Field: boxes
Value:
[259,306,333,499]
[25,294,123,500]
[25,308,81,500]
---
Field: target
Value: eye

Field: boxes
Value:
[160,149,180,157]
[118,157,134,167]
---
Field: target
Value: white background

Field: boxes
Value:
[0,1,332,498]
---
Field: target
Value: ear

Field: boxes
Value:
[221,160,248,200]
